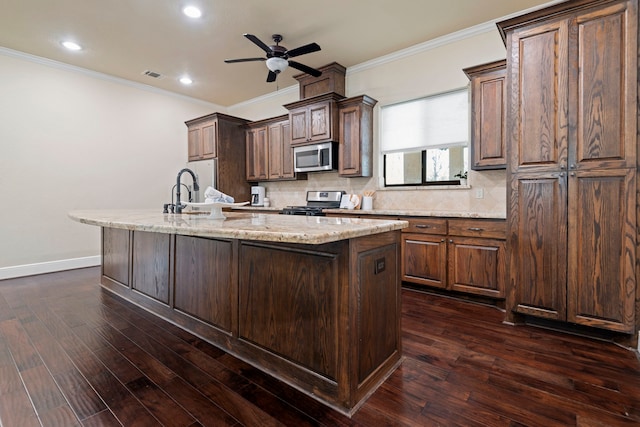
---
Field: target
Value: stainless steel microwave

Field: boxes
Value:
[293,142,338,172]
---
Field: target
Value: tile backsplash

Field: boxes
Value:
[260,169,506,216]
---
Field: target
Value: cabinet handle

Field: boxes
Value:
[415,225,431,229]
[449,239,453,243]
[468,227,483,231]
[441,239,445,242]
[570,172,576,177]
[570,164,576,169]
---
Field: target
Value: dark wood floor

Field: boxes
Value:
[1,267,639,426]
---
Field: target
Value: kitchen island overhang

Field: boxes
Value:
[69,210,408,415]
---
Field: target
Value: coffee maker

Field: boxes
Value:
[251,186,265,206]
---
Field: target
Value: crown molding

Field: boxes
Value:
[347,0,564,76]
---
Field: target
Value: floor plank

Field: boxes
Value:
[0,267,639,426]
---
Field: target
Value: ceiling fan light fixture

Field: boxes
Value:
[266,57,288,74]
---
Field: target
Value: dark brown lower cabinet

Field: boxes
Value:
[448,236,506,298]
[132,231,171,304]
[102,228,130,286]
[174,235,234,333]
[401,233,447,288]
[401,217,506,299]
[100,227,401,415]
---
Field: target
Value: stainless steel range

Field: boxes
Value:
[281,190,344,216]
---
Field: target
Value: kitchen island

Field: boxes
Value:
[69,209,407,415]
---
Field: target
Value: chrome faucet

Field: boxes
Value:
[175,168,200,214]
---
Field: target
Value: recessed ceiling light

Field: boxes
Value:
[183,6,202,18]
[61,41,82,51]
[179,76,193,85]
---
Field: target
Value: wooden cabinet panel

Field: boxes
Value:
[309,102,332,141]
[246,116,298,182]
[201,120,217,158]
[290,109,308,145]
[573,2,636,170]
[511,174,567,320]
[464,60,507,170]
[185,113,250,202]
[284,93,342,146]
[245,126,268,182]
[338,95,376,177]
[238,242,339,380]
[448,218,506,239]
[187,127,201,160]
[266,119,295,181]
[401,233,447,289]
[448,237,506,298]
[289,102,334,145]
[174,236,234,332]
[501,0,637,333]
[102,227,130,286]
[338,104,361,176]
[356,243,399,383]
[511,20,569,171]
[268,122,283,180]
[404,218,447,235]
[132,231,171,304]
[567,169,636,332]
[280,122,294,178]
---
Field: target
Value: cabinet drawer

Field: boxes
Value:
[448,219,505,239]
[403,218,447,235]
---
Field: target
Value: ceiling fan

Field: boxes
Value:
[224,34,322,82]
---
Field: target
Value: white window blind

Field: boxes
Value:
[380,88,469,153]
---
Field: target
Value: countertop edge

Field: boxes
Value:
[69,210,408,245]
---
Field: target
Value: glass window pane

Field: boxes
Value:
[384,152,422,186]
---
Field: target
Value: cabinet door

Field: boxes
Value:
[308,102,332,142]
[290,108,308,145]
[448,236,505,298]
[102,227,130,287]
[470,66,506,170]
[570,2,637,172]
[132,231,171,304]
[246,127,268,181]
[339,104,362,177]
[509,19,569,173]
[268,122,284,180]
[187,127,201,161]
[174,236,234,332]
[280,122,294,179]
[201,120,217,159]
[510,172,568,320]
[567,169,636,332]
[401,233,447,289]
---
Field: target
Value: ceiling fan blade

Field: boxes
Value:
[288,60,322,77]
[224,57,266,63]
[286,42,321,58]
[244,33,272,54]
[266,70,278,82]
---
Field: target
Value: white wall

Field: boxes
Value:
[0,51,221,277]
[229,27,509,214]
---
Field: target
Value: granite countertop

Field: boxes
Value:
[69,209,408,245]
[322,208,506,219]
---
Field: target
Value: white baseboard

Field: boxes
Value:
[0,256,101,280]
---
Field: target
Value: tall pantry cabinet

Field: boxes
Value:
[498,0,637,333]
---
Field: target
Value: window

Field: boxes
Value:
[380,88,469,186]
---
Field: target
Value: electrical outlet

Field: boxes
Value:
[474,188,484,199]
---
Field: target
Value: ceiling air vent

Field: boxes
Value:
[142,70,163,79]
